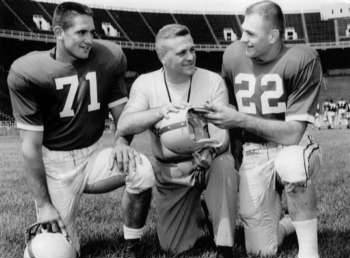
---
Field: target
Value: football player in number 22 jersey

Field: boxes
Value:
[204,1,322,258]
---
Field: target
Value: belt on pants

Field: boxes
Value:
[243,142,282,155]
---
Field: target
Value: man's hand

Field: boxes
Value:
[191,148,215,190]
[203,103,240,129]
[158,103,187,119]
[27,203,69,243]
[36,202,61,224]
[191,166,207,191]
[25,219,69,244]
[109,143,142,174]
[192,148,214,169]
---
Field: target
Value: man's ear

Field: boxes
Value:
[269,29,280,44]
[160,56,167,65]
[53,26,64,40]
[156,48,167,65]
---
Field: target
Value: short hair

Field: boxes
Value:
[52,1,93,30]
[155,24,191,59]
[245,0,285,37]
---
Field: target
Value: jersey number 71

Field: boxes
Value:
[55,72,100,118]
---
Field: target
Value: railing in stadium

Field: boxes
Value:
[2,28,350,50]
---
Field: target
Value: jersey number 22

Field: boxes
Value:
[235,73,286,114]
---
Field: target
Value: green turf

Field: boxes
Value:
[0,128,349,258]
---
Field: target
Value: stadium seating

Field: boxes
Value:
[109,10,154,42]
[206,14,242,44]
[1,0,350,72]
[91,8,120,39]
[0,0,33,31]
[337,18,350,40]
[305,12,336,43]
[173,14,215,44]
[142,12,176,36]
[284,13,306,43]
[1,0,348,47]
[1,0,51,33]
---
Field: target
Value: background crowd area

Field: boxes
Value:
[316,98,350,129]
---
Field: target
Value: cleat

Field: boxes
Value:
[122,239,143,258]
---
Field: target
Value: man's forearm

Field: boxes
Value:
[22,146,51,208]
[118,108,163,136]
[237,113,306,145]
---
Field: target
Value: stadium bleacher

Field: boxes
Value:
[4,0,349,49]
[284,13,305,43]
[305,12,336,43]
[142,12,176,37]
[173,14,216,44]
[1,0,350,70]
[206,14,242,44]
[109,9,155,42]
[337,17,350,39]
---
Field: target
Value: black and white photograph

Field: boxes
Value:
[0,0,349,257]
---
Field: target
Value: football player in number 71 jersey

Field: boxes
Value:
[7,2,154,257]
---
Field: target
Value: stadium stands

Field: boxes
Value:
[284,13,305,43]
[142,12,176,37]
[1,0,350,72]
[0,0,34,31]
[206,14,242,44]
[109,10,155,42]
[337,18,350,40]
[2,0,350,49]
[305,12,336,43]
[173,14,216,44]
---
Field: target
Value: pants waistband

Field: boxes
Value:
[42,141,100,161]
[243,142,282,155]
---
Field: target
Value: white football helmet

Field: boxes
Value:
[155,107,218,154]
[24,232,77,258]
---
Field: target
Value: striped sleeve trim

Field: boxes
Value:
[17,122,44,131]
[108,97,128,109]
[286,114,315,124]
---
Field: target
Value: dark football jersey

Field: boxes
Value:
[8,40,127,150]
[328,103,337,112]
[337,100,347,109]
[222,41,322,143]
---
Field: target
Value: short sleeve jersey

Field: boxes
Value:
[222,41,322,143]
[124,68,229,160]
[8,40,128,150]
[328,102,337,112]
[337,100,347,110]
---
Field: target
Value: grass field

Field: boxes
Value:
[0,128,349,258]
